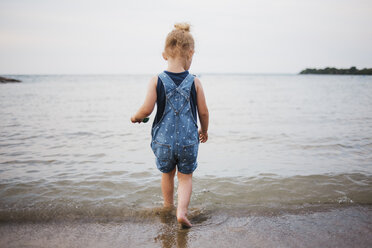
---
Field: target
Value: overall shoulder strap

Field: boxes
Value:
[175,73,195,100]
[180,73,195,89]
[158,72,177,94]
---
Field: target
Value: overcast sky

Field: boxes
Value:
[1,0,371,74]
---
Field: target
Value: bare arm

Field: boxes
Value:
[130,76,157,123]
[195,77,209,143]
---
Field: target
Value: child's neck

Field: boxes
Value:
[166,57,187,73]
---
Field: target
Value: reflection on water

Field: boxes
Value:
[155,207,190,248]
[154,206,221,248]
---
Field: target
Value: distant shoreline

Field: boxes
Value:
[0,76,21,83]
[1,70,372,77]
[300,66,372,75]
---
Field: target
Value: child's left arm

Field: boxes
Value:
[130,76,158,123]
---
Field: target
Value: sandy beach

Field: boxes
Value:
[1,206,371,248]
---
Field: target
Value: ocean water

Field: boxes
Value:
[0,74,372,247]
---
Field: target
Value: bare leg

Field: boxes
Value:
[177,171,193,227]
[161,167,177,208]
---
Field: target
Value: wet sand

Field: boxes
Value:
[1,206,371,248]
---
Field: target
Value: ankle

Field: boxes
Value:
[177,208,188,217]
[163,202,174,208]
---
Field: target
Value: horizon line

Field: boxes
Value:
[1,72,300,76]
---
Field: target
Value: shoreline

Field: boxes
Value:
[0,205,371,248]
[299,66,372,75]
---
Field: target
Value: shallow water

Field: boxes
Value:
[0,74,372,246]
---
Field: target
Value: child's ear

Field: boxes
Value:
[162,52,168,61]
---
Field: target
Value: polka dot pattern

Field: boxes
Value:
[150,72,199,174]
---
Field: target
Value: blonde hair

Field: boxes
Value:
[164,22,194,59]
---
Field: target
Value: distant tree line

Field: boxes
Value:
[299,66,372,75]
[0,76,21,83]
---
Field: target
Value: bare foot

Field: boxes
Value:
[177,214,192,228]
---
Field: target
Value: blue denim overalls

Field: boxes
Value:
[151,72,199,174]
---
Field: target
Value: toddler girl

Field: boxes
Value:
[131,23,209,227]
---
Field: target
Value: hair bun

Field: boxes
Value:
[174,22,191,32]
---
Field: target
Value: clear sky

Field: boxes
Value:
[1,0,371,74]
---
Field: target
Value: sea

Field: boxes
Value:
[0,74,371,247]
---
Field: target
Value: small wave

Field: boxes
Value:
[299,143,353,150]
[18,135,41,140]
[101,170,128,177]
[66,131,95,136]
[88,153,106,158]
[1,159,57,165]
[0,173,371,223]
[0,142,24,148]
[129,171,153,178]
[337,196,354,204]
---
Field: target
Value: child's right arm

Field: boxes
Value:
[130,76,158,123]
[194,77,209,143]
